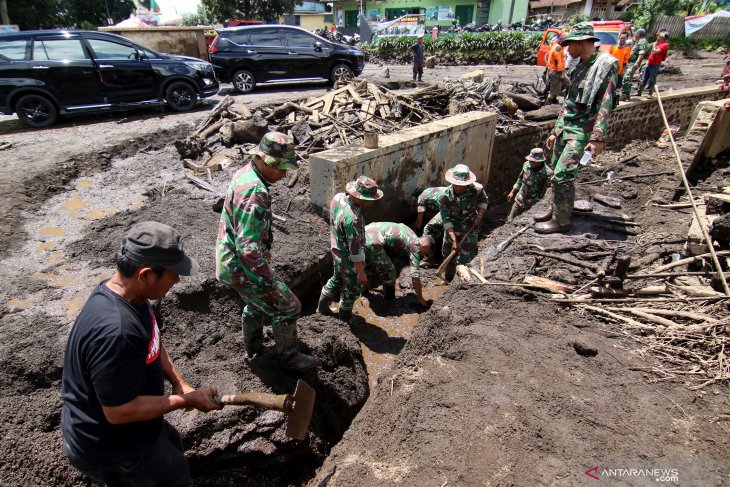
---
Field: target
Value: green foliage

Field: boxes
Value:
[182,5,212,26]
[629,0,718,29]
[373,31,542,54]
[667,36,730,53]
[202,0,299,23]
[7,0,132,29]
[568,13,589,25]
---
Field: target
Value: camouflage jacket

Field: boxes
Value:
[365,222,421,278]
[628,38,649,65]
[329,192,366,262]
[513,162,552,207]
[417,186,447,213]
[554,52,618,143]
[440,183,488,232]
[216,162,275,290]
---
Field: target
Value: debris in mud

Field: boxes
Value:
[571,339,598,357]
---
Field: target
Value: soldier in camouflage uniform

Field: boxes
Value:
[535,22,618,234]
[507,148,552,221]
[414,186,446,233]
[317,176,383,323]
[364,222,433,310]
[621,28,649,102]
[440,164,488,278]
[216,132,319,372]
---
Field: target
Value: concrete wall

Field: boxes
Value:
[99,26,210,60]
[488,85,726,208]
[309,111,497,221]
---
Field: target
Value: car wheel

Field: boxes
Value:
[165,81,198,111]
[233,69,256,93]
[15,94,57,128]
[330,64,354,84]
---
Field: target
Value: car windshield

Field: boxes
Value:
[595,32,618,46]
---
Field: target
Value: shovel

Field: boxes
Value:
[215,379,316,440]
[436,224,477,281]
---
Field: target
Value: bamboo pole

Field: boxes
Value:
[653,86,730,296]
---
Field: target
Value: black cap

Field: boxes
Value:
[120,221,199,276]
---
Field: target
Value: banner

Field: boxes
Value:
[438,6,455,21]
[374,14,426,37]
[365,9,382,23]
[685,10,730,37]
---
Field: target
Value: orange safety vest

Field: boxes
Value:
[609,44,631,75]
[546,42,566,72]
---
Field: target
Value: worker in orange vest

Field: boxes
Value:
[545,31,570,104]
[609,31,631,105]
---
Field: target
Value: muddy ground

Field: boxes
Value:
[0,54,727,486]
[312,139,730,486]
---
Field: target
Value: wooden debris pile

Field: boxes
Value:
[175,78,543,171]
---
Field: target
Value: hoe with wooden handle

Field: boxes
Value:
[215,379,316,440]
[436,224,477,281]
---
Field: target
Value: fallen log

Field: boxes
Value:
[527,250,599,272]
[651,250,730,273]
[496,225,530,253]
[195,96,234,136]
[578,305,657,332]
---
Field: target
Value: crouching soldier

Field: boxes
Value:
[318,176,383,323]
[507,148,552,221]
[414,186,446,233]
[364,222,433,311]
[216,131,320,372]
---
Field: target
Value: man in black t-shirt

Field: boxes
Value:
[61,221,222,487]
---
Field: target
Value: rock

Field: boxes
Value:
[425,56,436,68]
[572,339,598,357]
[710,213,730,244]
[524,104,562,121]
[501,90,542,111]
[230,103,252,118]
[459,70,485,83]
[383,68,390,79]
[219,116,269,146]
[205,151,237,171]
[593,193,623,209]
[622,188,639,200]
[706,196,730,215]
[573,200,593,212]
[501,96,518,116]
[174,137,204,159]
[290,119,313,145]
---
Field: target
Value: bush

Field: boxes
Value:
[182,5,212,26]
[667,36,730,53]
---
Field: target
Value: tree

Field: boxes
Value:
[202,0,301,23]
[6,0,132,29]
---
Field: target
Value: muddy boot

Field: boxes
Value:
[535,182,574,234]
[242,316,264,359]
[533,203,553,223]
[316,289,335,315]
[384,282,396,300]
[274,320,319,372]
[507,203,519,222]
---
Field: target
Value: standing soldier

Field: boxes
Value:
[536,22,619,234]
[410,34,425,82]
[440,164,488,277]
[216,132,320,372]
[414,186,446,233]
[364,222,433,310]
[545,31,570,104]
[620,28,649,102]
[317,176,383,323]
[507,148,552,221]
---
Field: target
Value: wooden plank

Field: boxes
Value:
[686,204,718,255]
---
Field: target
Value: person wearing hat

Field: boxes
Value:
[545,31,570,104]
[507,148,553,221]
[317,176,383,323]
[363,222,433,310]
[438,164,488,277]
[61,221,222,486]
[216,131,320,372]
[621,28,649,102]
[409,34,425,82]
[537,22,618,234]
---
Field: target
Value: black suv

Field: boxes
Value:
[0,30,219,128]
[209,25,364,93]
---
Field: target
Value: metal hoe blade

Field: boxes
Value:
[285,379,316,440]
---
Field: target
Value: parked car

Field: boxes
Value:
[536,21,634,67]
[209,25,365,93]
[0,30,219,128]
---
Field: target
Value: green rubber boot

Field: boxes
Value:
[242,316,264,359]
[273,320,320,372]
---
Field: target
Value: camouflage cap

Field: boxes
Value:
[526,148,546,163]
[248,131,298,170]
[445,164,477,186]
[346,176,383,201]
[561,22,600,45]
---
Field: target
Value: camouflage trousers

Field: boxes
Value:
[225,274,301,357]
[621,63,643,99]
[425,213,478,265]
[550,131,589,185]
[322,249,363,311]
[365,246,397,290]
